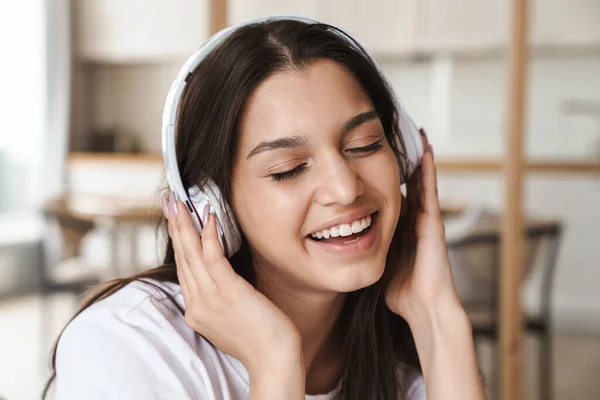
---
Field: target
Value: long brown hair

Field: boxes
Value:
[44,19,423,399]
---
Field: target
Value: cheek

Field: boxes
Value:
[364,148,401,210]
[231,177,309,250]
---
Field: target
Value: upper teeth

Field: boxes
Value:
[310,214,372,239]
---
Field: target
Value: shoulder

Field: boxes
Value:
[397,361,427,400]
[58,279,191,351]
[405,373,426,400]
[53,279,215,399]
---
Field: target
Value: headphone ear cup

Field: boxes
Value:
[395,101,424,179]
[186,185,209,230]
[187,182,243,258]
[187,185,228,254]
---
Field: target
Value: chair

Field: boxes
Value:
[40,199,106,297]
[39,199,107,359]
[446,212,563,400]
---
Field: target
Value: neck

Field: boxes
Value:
[255,269,347,394]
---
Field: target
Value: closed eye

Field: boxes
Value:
[269,140,382,182]
[270,163,308,182]
[346,140,383,154]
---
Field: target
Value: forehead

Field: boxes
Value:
[237,59,374,149]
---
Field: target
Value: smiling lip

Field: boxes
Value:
[306,212,378,257]
[307,207,377,236]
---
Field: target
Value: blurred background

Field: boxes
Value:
[0,1,599,399]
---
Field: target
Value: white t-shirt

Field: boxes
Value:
[53,279,426,399]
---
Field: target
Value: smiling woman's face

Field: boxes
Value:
[231,59,401,293]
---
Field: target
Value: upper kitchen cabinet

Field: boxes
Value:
[416,0,509,53]
[532,0,600,48]
[74,0,212,63]
[416,0,600,54]
[227,0,419,57]
[320,0,418,56]
[227,0,322,24]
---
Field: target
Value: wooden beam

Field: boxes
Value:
[434,159,600,175]
[501,0,529,399]
[67,153,600,175]
[68,152,164,164]
[210,0,227,34]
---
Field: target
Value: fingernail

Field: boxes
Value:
[169,191,178,216]
[419,128,427,137]
[161,193,170,219]
[202,204,210,226]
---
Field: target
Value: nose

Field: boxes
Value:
[313,154,364,206]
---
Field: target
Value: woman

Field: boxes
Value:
[46,18,484,399]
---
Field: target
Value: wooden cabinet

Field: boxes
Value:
[74,0,211,62]
[416,0,600,53]
[320,0,418,56]
[227,0,600,56]
[415,0,509,52]
[227,0,322,24]
[532,0,600,47]
[73,1,600,63]
[227,0,418,56]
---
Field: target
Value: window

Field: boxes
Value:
[0,1,45,212]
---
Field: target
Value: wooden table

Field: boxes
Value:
[43,197,162,278]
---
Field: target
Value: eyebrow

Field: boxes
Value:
[246,110,380,159]
[341,110,380,136]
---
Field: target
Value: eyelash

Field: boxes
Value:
[346,140,383,154]
[270,163,307,182]
[269,140,384,182]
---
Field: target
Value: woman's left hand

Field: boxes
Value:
[385,130,463,324]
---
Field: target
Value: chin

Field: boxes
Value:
[322,256,387,293]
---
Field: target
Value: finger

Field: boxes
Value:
[164,197,191,300]
[173,200,217,288]
[404,128,428,195]
[200,210,235,281]
[421,147,441,217]
[406,128,429,204]
[173,239,191,305]
[417,128,431,207]
[171,200,217,291]
[419,128,430,150]
[168,215,195,308]
[168,209,201,294]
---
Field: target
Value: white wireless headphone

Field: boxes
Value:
[162,15,424,258]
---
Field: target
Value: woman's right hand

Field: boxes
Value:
[162,192,302,375]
